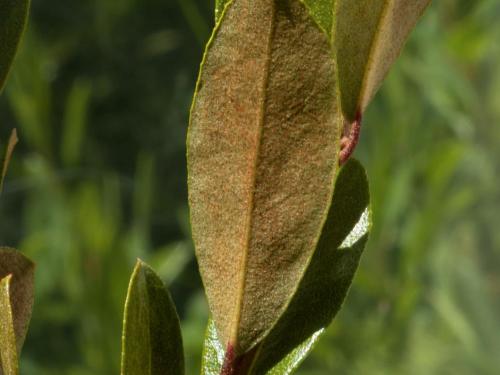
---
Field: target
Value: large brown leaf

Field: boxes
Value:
[335,0,431,120]
[188,0,340,355]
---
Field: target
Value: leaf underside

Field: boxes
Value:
[0,0,30,92]
[201,159,371,374]
[121,260,184,375]
[335,0,432,120]
[188,0,340,355]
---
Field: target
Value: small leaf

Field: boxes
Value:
[201,159,370,374]
[0,0,30,92]
[188,0,340,356]
[1,129,19,194]
[0,275,18,375]
[0,248,35,355]
[335,0,431,120]
[121,260,184,375]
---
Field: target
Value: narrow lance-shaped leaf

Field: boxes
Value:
[188,0,340,357]
[335,0,432,120]
[0,0,30,92]
[121,260,184,375]
[0,248,35,357]
[1,129,19,194]
[0,275,18,375]
[201,159,371,375]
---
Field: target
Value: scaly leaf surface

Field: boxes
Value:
[121,260,184,375]
[0,0,30,92]
[335,0,431,120]
[188,0,340,355]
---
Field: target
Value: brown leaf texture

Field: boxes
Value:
[188,0,340,355]
[335,0,431,120]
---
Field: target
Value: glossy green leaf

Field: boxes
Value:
[121,260,184,375]
[201,159,370,374]
[0,248,34,357]
[189,0,340,356]
[335,0,432,120]
[0,0,30,92]
[0,276,18,375]
[201,319,225,375]
[0,129,18,194]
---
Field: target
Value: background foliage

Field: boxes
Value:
[0,0,499,374]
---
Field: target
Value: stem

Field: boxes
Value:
[339,112,362,165]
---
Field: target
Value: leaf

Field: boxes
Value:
[0,248,35,356]
[0,276,19,375]
[121,260,184,375]
[335,0,432,120]
[188,0,340,355]
[300,0,334,37]
[1,129,19,194]
[201,319,225,375]
[0,0,30,92]
[201,159,370,374]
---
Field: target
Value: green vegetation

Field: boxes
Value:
[1,0,499,374]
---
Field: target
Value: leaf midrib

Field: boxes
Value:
[229,1,277,349]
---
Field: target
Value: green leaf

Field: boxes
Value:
[201,159,370,374]
[0,248,34,375]
[188,0,341,356]
[300,0,334,37]
[0,276,18,375]
[121,260,184,375]
[0,0,30,92]
[201,319,225,375]
[1,129,18,195]
[335,0,431,120]
[0,248,34,355]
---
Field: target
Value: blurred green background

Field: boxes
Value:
[0,0,499,374]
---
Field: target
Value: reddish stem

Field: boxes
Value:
[339,112,362,165]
